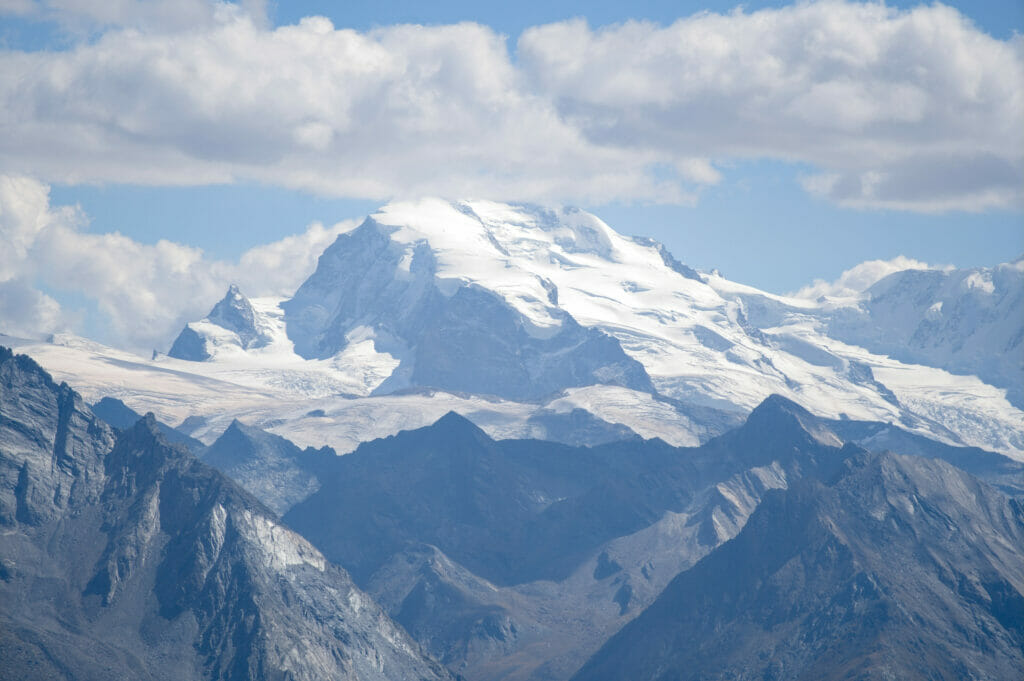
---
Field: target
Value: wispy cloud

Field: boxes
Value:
[0,1,1019,211]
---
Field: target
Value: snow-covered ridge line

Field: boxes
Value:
[7,199,1022,460]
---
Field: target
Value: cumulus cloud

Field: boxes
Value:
[790,255,950,300]
[234,220,357,297]
[518,3,1024,211]
[0,1,1019,211]
[0,174,357,353]
[0,279,65,338]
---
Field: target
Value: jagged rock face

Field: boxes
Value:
[201,419,324,515]
[282,218,653,401]
[168,285,273,361]
[0,346,113,526]
[92,396,205,453]
[0,348,453,681]
[572,452,1024,681]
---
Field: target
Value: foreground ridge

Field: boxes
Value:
[0,346,453,681]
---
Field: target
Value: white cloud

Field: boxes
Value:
[0,1,1020,211]
[0,174,357,353]
[518,3,1023,211]
[234,219,358,298]
[0,278,65,338]
[790,255,949,300]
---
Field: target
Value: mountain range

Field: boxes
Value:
[4,200,1021,464]
[574,451,1024,681]
[1,199,1021,680]
[0,347,452,681]
[271,395,1024,680]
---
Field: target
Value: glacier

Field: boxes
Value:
[4,199,1022,459]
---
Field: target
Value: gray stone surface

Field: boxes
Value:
[0,347,453,681]
[573,452,1024,681]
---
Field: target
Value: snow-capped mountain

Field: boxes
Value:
[169,284,275,360]
[4,199,1021,459]
[165,199,1023,456]
[280,208,654,401]
[831,261,1024,407]
[716,257,1024,409]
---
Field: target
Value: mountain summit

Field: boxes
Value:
[280,203,656,400]
[154,198,1022,458]
[169,285,273,361]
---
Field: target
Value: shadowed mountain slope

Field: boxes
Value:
[572,451,1024,681]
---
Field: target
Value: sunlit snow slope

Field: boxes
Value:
[6,199,1022,459]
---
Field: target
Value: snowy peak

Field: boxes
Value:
[168,285,278,361]
[829,260,1024,407]
[364,198,709,324]
[282,202,657,401]
[207,284,263,346]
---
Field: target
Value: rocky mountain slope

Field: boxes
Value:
[0,346,453,681]
[573,451,1024,681]
[280,393,1024,681]
[201,418,329,515]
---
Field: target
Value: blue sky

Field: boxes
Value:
[0,0,1022,351]
[273,0,1024,40]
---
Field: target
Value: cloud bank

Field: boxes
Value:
[790,255,950,299]
[0,175,356,352]
[0,1,1020,211]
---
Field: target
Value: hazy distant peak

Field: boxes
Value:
[739,393,844,450]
